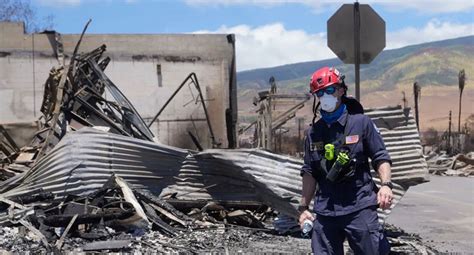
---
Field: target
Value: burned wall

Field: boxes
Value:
[0,22,236,149]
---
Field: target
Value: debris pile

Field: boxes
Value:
[0,31,306,252]
[384,224,438,255]
[426,151,474,176]
[1,27,432,253]
[0,174,284,253]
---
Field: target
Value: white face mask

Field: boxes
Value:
[320,93,338,112]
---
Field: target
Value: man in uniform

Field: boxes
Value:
[298,67,393,254]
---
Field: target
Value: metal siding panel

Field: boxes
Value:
[0,106,428,223]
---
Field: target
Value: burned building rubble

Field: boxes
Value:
[0,35,432,252]
[426,151,474,176]
[0,21,238,150]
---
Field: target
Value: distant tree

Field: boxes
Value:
[458,69,466,133]
[0,0,54,33]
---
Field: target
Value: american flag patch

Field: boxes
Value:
[345,135,359,144]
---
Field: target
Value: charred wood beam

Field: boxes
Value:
[36,68,69,160]
[142,202,177,237]
[166,199,266,212]
[43,209,134,227]
[55,214,78,250]
[149,203,186,227]
[133,189,193,223]
[11,191,54,205]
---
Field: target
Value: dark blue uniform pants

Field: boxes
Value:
[311,206,390,255]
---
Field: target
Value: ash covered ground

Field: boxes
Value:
[0,223,439,254]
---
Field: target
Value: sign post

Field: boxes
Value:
[354,2,361,100]
[327,2,385,101]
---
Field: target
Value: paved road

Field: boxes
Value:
[387,176,474,253]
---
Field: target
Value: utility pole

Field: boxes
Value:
[448,110,452,154]
[413,82,421,131]
[402,91,407,109]
[458,69,466,133]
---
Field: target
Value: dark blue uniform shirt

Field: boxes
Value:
[301,108,391,216]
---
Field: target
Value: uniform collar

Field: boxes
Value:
[337,107,349,126]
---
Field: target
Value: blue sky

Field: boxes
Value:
[32,0,474,70]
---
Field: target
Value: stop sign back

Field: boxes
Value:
[328,4,385,64]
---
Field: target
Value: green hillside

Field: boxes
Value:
[237,36,474,95]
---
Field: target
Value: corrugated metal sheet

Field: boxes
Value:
[0,106,428,223]
[0,128,302,218]
[365,106,429,187]
[365,106,429,221]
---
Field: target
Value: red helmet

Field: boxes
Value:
[309,67,343,94]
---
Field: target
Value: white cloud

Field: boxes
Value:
[374,0,474,14]
[387,19,474,49]
[194,23,335,71]
[36,0,138,6]
[36,0,82,6]
[184,0,474,14]
[194,20,473,71]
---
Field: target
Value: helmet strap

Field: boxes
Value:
[340,80,348,96]
[312,94,320,124]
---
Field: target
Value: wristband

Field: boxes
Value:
[381,181,393,190]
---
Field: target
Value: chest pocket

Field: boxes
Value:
[322,122,369,183]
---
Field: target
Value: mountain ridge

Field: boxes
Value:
[237,35,474,91]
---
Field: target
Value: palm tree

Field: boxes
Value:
[458,70,466,133]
